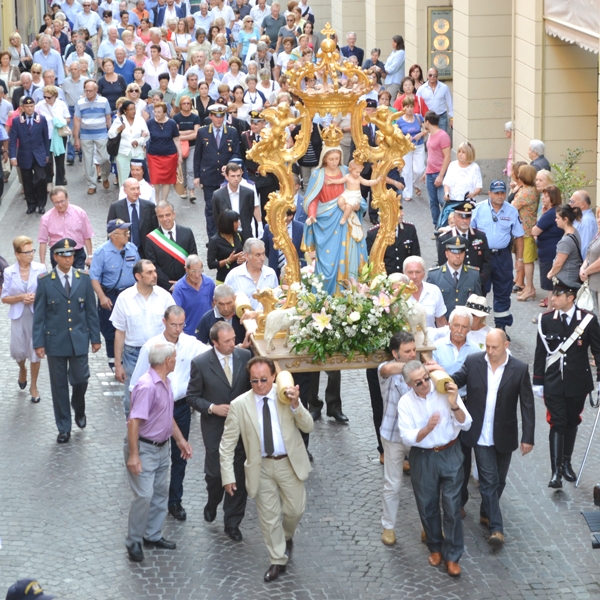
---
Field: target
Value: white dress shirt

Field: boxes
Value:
[214,347,233,372]
[129,331,209,397]
[224,263,279,310]
[119,179,156,204]
[412,282,447,328]
[254,387,286,457]
[398,385,472,449]
[478,353,510,446]
[60,267,74,290]
[161,224,176,241]
[558,304,576,326]
[110,284,175,346]
[227,184,241,214]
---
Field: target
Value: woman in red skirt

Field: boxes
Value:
[146,101,182,202]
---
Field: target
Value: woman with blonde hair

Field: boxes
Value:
[8,33,33,71]
[121,30,137,59]
[125,82,148,115]
[1,236,47,403]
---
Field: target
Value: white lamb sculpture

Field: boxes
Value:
[264,308,297,353]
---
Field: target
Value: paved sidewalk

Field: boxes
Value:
[0,165,599,599]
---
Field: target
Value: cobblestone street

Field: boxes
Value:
[1,164,600,600]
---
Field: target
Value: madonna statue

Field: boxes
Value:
[303,144,369,295]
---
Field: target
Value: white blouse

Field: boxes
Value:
[34,99,71,139]
[442,161,482,201]
[108,113,149,157]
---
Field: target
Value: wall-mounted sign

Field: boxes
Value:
[428,7,453,80]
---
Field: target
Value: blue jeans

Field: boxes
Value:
[473,445,512,534]
[438,112,449,134]
[426,172,445,227]
[66,105,80,162]
[122,344,141,417]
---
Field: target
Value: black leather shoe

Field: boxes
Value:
[38,207,45,214]
[204,504,217,522]
[18,379,27,390]
[307,451,314,462]
[264,564,286,582]
[57,432,70,444]
[26,208,36,214]
[168,502,187,521]
[143,537,176,549]
[224,526,243,542]
[309,409,321,421]
[285,538,293,558]
[75,414,86,429]
[31,396,40,404]
[562,460,577,482]
[66,160,74,165]
[127,542,144,562]
[330,410,349,423]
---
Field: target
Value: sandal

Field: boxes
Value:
[512,285,524,293]
[539,298,548,308]
[414,187,422,196]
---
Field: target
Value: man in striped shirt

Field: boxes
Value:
[73,80,112,195]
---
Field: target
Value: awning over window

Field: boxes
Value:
[544,0,599,54]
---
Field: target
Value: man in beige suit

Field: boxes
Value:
[220,356,313,582]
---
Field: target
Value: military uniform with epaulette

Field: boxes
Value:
[366,221,421,275]
[32,238,101,443]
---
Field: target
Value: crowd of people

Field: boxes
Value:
[1,0,600,594]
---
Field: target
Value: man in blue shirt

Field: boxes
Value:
[471,180,524,330]
[571,190,598,259]
[172,255,216,335]
[32,36,65,86]
[114,47,136,83]
[90,219,140,368]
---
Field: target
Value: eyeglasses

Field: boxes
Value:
[413,375,431,387]
[32,70,42,74]
[129,89,140,93]
[52,199,67,205]
[17,249,36,255]
[43,95,53,99]
[427,73,437,78]
[250,377,270,384]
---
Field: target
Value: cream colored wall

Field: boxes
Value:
[365,0,404,56]
[452,0,512,183]
[330,0,366,50]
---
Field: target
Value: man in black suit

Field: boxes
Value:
[212,162,262,242]
[196,284,247,345]
[534,278,600,488]
[262,208,304,280]
[145,201,198,291]
[9,97,50,214]
[451,328,535,547]
[11,73,39,110]
[241,111,279,221]
[187,321,251,542]
[436,201,492,288]
[107,178,158,258]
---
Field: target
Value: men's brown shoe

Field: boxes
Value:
[264,564,286,582]
[446,561,461,577]
[460,507,466,519]
[428,552,442,567]
[480,516,490,527]
[379,453,384,465]
[421,530,427,544]
[102,179,110,189]
[403,459,410,474]
[87,188,97,195]
[488,531,505,547]
[381,529,396,546]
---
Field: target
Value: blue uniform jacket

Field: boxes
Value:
[9,113,50,170]
[32,269,101,356]
[193,123,241,188]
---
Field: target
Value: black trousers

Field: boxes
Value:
[21,165,47,211]
[544,393,587,434]
[205,440,248,528]
[308,370,341,415]
[97,287,123,359]
[257,181,280,222]
[366,368,384,455]
[169,400,191,506]
[46,139,67,185]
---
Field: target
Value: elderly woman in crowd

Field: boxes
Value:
[546,203,583,288]
[8,32,33,72]
[535,169,554,217]
[66,40,95,77]
[34,85,70,187]
[146,101,181,202]
[222,57,247,90]
[532,185,563,311]
[121,30,137,59]
[443,141,482,202]
[512,164,540,302]
[1,236,47,403]
[108,99,149,185]
[97,58,128,112]
[133,41,148,67]
[125,82,148,114]
[580,207,600,312]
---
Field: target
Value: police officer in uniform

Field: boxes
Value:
[436,200,491,288]
[427,236,482,319]
[32,238,101,443]
[470,180,524,330]
[366,202,420,274]
[89,219,140,369]
[194,104,243,239]
[241,110,279,221]
[533,278,600,488]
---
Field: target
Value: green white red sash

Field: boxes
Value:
[147,229,188,265]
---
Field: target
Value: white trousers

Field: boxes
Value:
[381,437,408,530]
[401,143,425,200]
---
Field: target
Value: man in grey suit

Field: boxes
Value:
[32,238,101,443]
[427,235,482,319]
[212,162,262,242]
[187,321,252,541]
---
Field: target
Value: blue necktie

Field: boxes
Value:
[130,203,140,247]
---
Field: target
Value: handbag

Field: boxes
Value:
[107,118,123,157]
[180,139,190,159]
[57,124,72,137]
[576,280,595,312]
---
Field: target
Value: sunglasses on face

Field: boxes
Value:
[250,377,270,384]
[413,375,431,387]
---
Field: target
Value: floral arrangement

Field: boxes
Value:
[287,264,411,362]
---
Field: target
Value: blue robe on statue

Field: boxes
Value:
[303,165,369,295]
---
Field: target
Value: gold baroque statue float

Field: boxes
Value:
[243,24,420,370]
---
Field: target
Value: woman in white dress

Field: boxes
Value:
[1,236,47,403]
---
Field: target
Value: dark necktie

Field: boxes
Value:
[27,117,33,129]
[130,203,140,247]
[262,397,274,456]
[64,274,71,296]
[168,230,174,241]
[561,313,569,329]
[453,271,459,287]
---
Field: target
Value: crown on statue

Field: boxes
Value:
[321,124,344,147]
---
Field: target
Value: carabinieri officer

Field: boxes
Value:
[90,219,140,370]
[32,238,101,443]
[470,180,524,331]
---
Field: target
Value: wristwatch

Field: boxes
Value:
[208,404,214,414]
